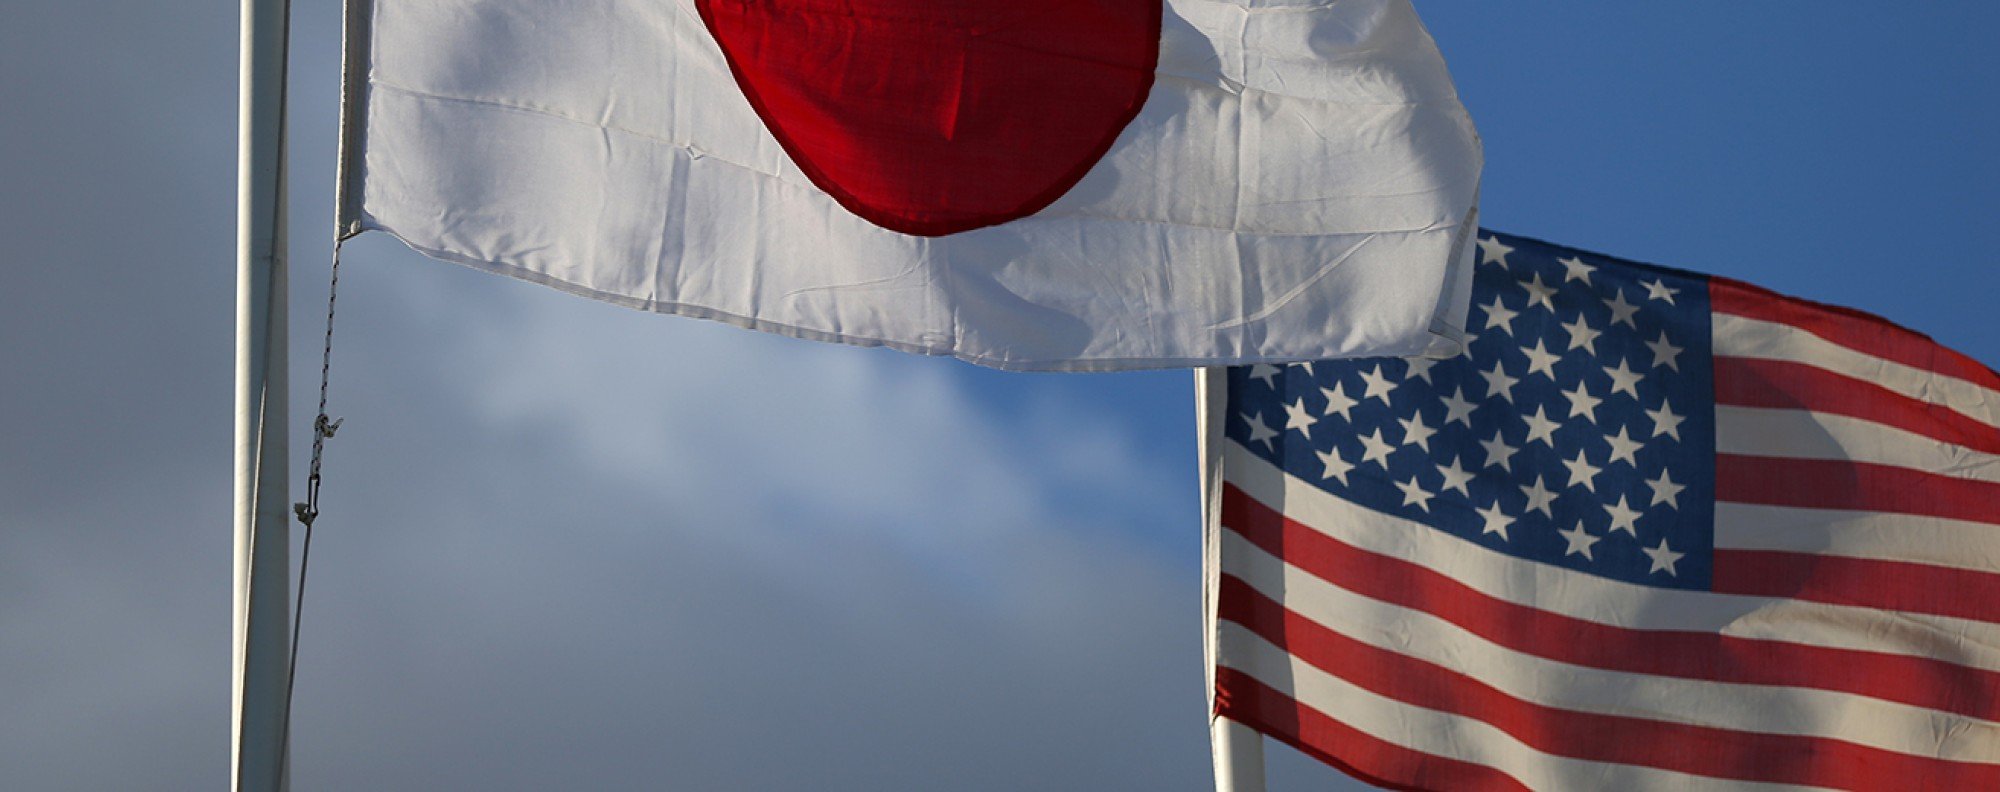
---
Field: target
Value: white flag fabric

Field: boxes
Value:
[338,0,1481,371]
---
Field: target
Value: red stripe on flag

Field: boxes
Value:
[1713,356,2000,453]
[1219,484,2000,720]
[1714,549,2000,624]
[1711,277,2000,394]
[1219,577,2000,789]
[1716,454,2000,528]
[1215,667,1531,792]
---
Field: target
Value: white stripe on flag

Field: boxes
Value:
[1715,405,2000,484]
[1716,503,2000,574]
[1223,444,2000,670]
[1216,622,1825,792]
[1712,314,2000,429]
[1220,531,2000,763]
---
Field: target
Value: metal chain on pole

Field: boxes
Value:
[281,238,346,772]
[296,238,345,531]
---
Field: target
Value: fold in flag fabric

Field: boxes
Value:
[1199,231,2000,789]
[336,0,1481,371]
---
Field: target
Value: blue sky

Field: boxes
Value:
[1,3,1995,790]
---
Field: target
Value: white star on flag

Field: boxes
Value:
[1396,476,1436,512]
[1561,450,1603,492]
[1646,469,1686,509]
[1359,429,1397,469]
[1604,495,1643,536]
[1559,521,1601,559]
[1440,387,1479,426]
[1603,289,1640,328]
[1316,447,1354,485]
[1404,357,1438,383]
[1480,362,1520,403]
[1282,399,1317,437]
[1646,331,1684,371]
[1478,235,1514,267]
[1436,456,1476,496]
[1560,314,1602,354]
[1479,296,1519,336]
[1522,406,1562,448]
[1242,412,1279,451]
[1519,475,1559,517]
[1643,278,1680,304]
[1360,365,1399,406]
[1320,381,1359,421]
[1479,430,1519,473]
[1475,501,1513,539]
[1646,399,1686,440]
[1603,359,1645,399]
[1562,381,1604,423]
[1398,411,1438,452]
[1523,340,1562,380]
[1249,363,1282,389]
[1604,426,1644,466]
[1520,273,1559,312]
[1643,539,1685,576]
[1558,256,1595,284]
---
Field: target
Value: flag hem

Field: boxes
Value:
[333,0,372,239]
[355,221,1469,373]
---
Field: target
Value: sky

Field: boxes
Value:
[2,2,1997,790]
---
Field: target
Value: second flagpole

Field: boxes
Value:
[1196,368,1268,792]
[233,0,294,787]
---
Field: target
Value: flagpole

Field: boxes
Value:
[1213,717,1268,792]
[1195,367,1268,792]
[233,0,294,787]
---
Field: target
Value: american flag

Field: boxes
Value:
[1202,231,2000,789]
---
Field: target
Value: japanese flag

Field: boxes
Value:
[339,0,1481,370]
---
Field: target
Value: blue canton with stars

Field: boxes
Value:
[1226,231,1717,589]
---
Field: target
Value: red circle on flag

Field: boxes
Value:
[696,0,1162,237]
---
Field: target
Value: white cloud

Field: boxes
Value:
[268,236,1216,789]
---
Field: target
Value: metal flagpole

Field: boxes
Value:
[1195,368,1268,792]
[1212,717,1268,792]
[234,0,294,787]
